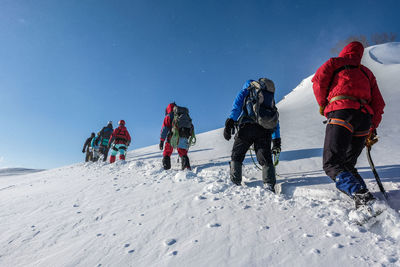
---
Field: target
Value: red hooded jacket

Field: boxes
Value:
[312,41,385,129]
[109,125,131,145]
[160,103,175,142]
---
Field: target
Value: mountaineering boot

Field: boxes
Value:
[110,155,116,163]
[119,154,126,161]
[354,188,376,209]
[162,156,171,170]
[230,161,242,185]
[181,155,191,170]
[262,164,276,193]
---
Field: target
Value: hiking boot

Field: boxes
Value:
[162,156,171,170]
[181,155,191,170]
[264,183,276,193]
[230,161,242,185]
[262,164,276,185]
[354,189,376,209]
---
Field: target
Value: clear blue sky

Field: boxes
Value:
[1,0,399,169]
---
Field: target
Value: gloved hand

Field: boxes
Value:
[272,138,281,155]
[365,129,378,148]
[319,106,325,116]
[223,118,235,141]
[82,149,85,153]
[159,140,164,150]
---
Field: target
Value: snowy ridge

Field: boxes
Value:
[0,43,399,266]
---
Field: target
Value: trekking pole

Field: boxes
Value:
[366,145,389,200]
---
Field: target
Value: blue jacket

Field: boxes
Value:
[228,80,280,139]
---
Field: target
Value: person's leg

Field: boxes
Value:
[103,146,109,162]
[162,142,173,169]
[344,111,371,189]
[110,145,118,163]
[323,110,366,198]
[85,150,90,162]
[118,145,127,160]
[230,126,253,185]
[177,148,190,170]
[254,129,275,188]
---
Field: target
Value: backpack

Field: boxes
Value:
[243,78,279,130]
[169,105,196,148]
[115,127,128,142]
[172,106,193,137]
[99,127,113,146]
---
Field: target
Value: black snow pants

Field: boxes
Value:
[231,123,273,166]
[323,109,371,180]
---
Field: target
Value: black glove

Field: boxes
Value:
[159,140,164,150]
[272,138,281,155]
[82,149,85,153]
[223,118,235,141]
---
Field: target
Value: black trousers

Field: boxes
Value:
[231,123,273,166]
[323,109,371,179]
[85,149,92,162]
[100,146,110,162]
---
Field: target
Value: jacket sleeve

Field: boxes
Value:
[160,115,172,141]
[312,58,336,108]
[108,130,116,146]
[368,73,385,129]
[126,130,131,143]
[272,122,281,139]
[229,88,249,121]
[83,138,90,150]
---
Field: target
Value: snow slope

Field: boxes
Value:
[1,43,399,267]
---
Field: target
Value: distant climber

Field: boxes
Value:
[82,132,95,162]
[90,133,102,162]
[159,102,195,170]
[312,41,385,209]
[108,120,131,163]
[223,78,281,193]
[98,121,114,162]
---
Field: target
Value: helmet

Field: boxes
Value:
[107,121,112,126]
[118,120,125,126]
[91,132,95,137]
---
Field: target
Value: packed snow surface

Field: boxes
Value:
[1,43,399,267]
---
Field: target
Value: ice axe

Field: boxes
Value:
[366,145,389,200]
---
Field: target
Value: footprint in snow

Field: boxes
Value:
[332,243,344,249]
[73,204,79,208]
[169,251,178,256]
[326,231,340,237]
[164,239,177,246]
[207,223,221,228]
[195,195,207,200]
[310,248,321,254]
[128,250,135,254]
[124,243,130,248]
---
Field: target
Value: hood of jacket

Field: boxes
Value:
[165,103,175,114]
[338,41,364,63]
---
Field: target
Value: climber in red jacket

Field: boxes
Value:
[312,41,385,208]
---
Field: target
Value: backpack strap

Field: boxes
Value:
[327,64,371,107]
